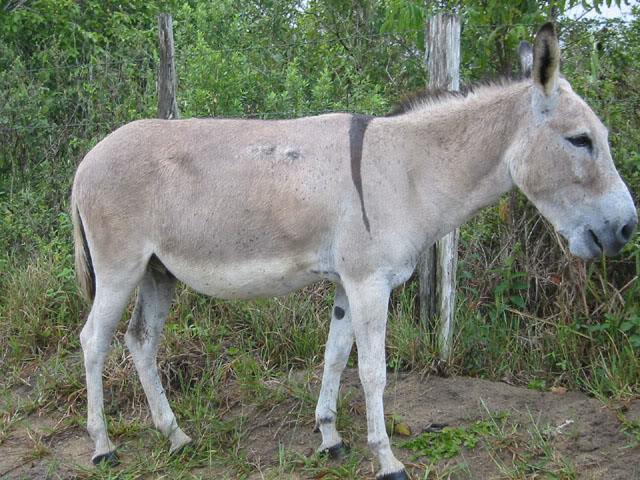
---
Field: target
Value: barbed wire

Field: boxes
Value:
[1,94,638,136]
[0,20,623,76]
[0,109,353,134]
[14,54,156,75]
[0,17,635,135]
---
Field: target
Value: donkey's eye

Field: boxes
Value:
[566,134,593,153]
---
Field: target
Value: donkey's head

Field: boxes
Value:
[509,23,636,259]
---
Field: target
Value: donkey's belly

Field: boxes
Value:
[159,254,324,299]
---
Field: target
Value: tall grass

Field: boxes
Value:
[2,222,638,406]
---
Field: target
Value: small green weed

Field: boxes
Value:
[0,408,21,446]
[487,250,529,322]
[527,378,547,391]
[401,420,495,461]
[618,412,640,447]
[581,311,640,350]
[24,428,50,460]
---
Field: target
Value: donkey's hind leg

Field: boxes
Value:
[124,261,191,453]
[81,279,139,465]
[315,285,353,457]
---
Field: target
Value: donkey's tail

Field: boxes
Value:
[71,191,95,302]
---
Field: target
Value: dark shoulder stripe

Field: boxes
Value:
[349,114,372,233]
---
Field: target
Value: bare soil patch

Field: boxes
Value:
[1,369,638,479]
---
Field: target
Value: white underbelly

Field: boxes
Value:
[160,255,325,299]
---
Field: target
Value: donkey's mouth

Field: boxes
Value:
[588,229,603,254]
[568,228,606,259]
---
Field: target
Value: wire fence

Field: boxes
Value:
[14,55,156,75]
[0,20,636,138]
[2,98,637,136]
[0,109,370,134]
[0,22,616,75]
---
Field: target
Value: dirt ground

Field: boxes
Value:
[1,369,639,479]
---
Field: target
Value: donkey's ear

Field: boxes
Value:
[518,41,533,78]
[533,22,560,96]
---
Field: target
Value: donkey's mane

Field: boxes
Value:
[387,75,525,116]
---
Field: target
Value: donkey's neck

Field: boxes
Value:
[387,81,528,244]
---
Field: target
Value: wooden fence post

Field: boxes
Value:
[158,13,179,120]
[418,13,461,363]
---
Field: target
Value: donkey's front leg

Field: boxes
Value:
[315,285,353,457]
[346,278,408,480]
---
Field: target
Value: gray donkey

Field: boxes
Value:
[72,23,636,479]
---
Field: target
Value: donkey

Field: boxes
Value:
[72,23,636,479]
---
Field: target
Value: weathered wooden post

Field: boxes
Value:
[419,13,461,363]
[158,13,179,120]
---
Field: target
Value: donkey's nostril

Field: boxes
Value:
[619,219,637,243]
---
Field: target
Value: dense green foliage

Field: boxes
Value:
[1,0,639,407]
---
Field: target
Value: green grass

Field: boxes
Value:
[2,240,639,405]
[1,186,639,480]
[393,406,582,480]
[485,409,578,480]
[0,385,585,480]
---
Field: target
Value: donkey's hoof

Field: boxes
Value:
[169,430,192,455]
[92,450,119,467]
[320,441,349,460]
[377,470,410,480]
